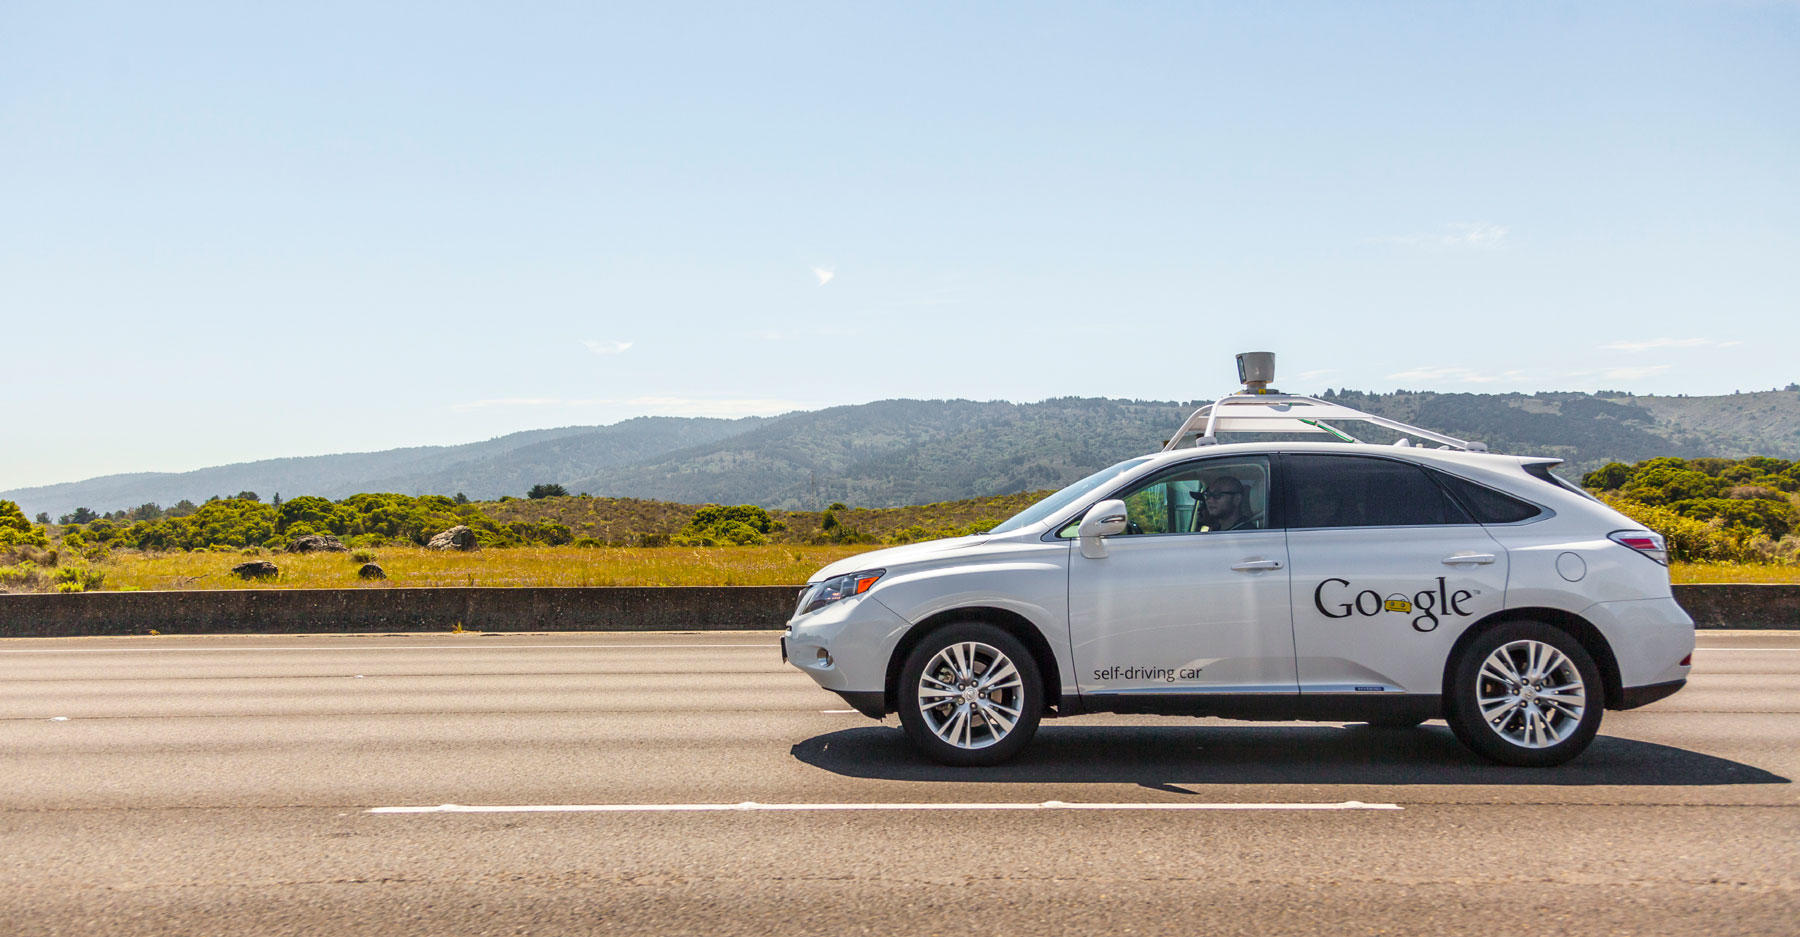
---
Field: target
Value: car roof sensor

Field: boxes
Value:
[1161,352,1489,453]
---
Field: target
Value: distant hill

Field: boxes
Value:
[8,390,1799,517]
[3,417,761,519]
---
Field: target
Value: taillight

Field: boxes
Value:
[1609,530,1668,566]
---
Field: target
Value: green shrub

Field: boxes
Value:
[677,505,774,546]
[350,549,378,563]
[1601,495,1744,562]
[0,563,47,591]
[52,566,105,592]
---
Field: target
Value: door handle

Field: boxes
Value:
[1441,553,1497,566]
[1230,559,1283,572]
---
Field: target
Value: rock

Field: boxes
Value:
[231,561,279,580]
[426,525,478,551]
[287,534,348,553]
[357,563,386,580]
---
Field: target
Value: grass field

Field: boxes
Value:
[84,545,872,591]
[55,545,1800,591]
[1669,562,1800,584]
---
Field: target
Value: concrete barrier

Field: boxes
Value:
[1672,584,1800,629]
[0,587,801,638]
[0,583,1794,638]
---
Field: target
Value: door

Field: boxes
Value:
[1069,455,1297,696]
[1281,453,1509,694]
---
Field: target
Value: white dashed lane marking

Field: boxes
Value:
[369,800,1402,814]
[0,643,777,654]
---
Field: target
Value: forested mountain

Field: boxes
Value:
[4,417,760,519]
[8,390,1798,517]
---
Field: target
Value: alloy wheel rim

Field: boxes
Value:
[1476,639,1586,749]
[916,641,1025,750]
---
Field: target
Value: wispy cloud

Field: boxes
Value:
[451,397,579,412]
[622,396,809,417]
[1386,366,1524,385]
[811,266,835,286]
[1599,337,1741,353]
[451,395,810,417]
[1375,222,1509,250]
[756,323,864,341]
[581,339,633,356]
[1567,365,1674,381]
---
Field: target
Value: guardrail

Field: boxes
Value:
[0,584,1793,638]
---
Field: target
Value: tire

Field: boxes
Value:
[897,622,1043,767]
[1445,621,1604,767]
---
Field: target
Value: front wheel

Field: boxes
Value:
[1446,621,1603,767]
[897,623,1043,766]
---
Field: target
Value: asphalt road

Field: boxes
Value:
[1,630,1795,936]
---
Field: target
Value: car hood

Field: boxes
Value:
[809,535,992,582]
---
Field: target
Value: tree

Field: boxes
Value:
[528,483,569,500]
[59,507,99,525]
[677,504,773,546]
[0,500,49,548]
[277,496,354,535]
[234,491,260,503]
[1582,462,1632,490]
[34,512,50,525]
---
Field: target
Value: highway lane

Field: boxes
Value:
[1,630,1795,935]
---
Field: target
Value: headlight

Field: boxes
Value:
[799,569,885,615]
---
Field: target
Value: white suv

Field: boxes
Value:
[783,364,1693,767]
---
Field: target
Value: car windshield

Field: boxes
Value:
[986,457,1153,534]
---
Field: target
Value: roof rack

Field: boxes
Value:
[1161,353,1488,453]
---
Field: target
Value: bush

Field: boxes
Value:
[1600,495,1744,562]
[677,505,774,546]
[0,500,48,549]
[350,549,378,563]
[0,563,47,592]
[52,566,106,593]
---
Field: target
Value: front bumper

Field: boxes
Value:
[783,590,914,696]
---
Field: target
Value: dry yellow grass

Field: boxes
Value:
[90,545,871,591]
[1669,562,1800,584]
[52,548,1800,592]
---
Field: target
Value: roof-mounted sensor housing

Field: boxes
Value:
[1163,352,1490,453]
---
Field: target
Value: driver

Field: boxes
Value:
[1196,476,1256,531]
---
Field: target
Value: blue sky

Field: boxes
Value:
[3,1,1795,490]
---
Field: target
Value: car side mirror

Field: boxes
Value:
[1078,499,1129,559]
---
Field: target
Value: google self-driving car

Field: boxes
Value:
[783,353,1694,767]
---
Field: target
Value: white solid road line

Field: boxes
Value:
[369,800,1402,814]
[0,643,777,654]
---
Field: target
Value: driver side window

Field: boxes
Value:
[1115,457,1272,536]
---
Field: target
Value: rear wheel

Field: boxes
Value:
[1446,621,1603,767]
[897,622,1043,767]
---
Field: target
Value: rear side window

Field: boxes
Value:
[1524,462,1602,503]
[1284,454,1473,529]
[1430,469,1544,524]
